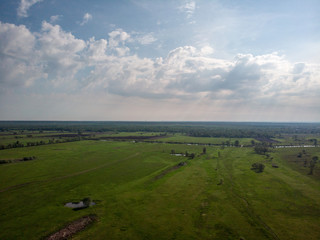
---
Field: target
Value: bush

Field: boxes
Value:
[254,145,268,155]
[251,162,265,173]
[82,197,91,207]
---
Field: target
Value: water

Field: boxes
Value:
[274,145,316,148]
[65,201,96,208]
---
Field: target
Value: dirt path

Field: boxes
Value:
[153,161,187,180]
[46,215,97,240]
[0,152,140,193]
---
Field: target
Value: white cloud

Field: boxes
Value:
[50,15,62,23]
[200,46,214,55]
[0,22,44,87]
[0,21,319,115]
[108,29,131,51]
[87,37,108,62]
[179,1,196,19]
[38,21,86,86]
[80,13,92,26]
[136,33,157,45]
[17,0,43,18]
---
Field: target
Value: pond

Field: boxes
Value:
[65,201,96,209]
[274,145,316,148]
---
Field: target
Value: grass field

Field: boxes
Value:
[0,139,319,239]
[150,134,257,146]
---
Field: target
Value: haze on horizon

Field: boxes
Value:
[0,0,319,122]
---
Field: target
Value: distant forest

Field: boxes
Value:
[1,121,319,139]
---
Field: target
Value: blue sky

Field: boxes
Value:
[0,0,319,121]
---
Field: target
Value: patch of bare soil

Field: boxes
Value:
[45,215,97,240]
[154,162,187,180]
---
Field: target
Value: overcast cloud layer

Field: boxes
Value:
[0,0,319,121]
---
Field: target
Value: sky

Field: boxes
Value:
[0,0,319,122]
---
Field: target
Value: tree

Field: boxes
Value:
[309,156,318,175]
[251,162,265,173]
[234,140,240,147]
[254,145,268,155]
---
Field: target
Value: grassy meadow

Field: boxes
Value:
[151,133,257,145]
[0,137,319,240]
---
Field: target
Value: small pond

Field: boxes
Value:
[65,201,96,209]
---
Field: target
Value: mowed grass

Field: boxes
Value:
[0,141,319,240]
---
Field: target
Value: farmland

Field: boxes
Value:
[0,122,320,239]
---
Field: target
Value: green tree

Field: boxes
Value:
[254,145,268,155]
[309,156,318,175]
[251,163,265,173]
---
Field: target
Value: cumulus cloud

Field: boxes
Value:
[0,21,319,111]
[87,37,108,62]
[80,13,92,26]
[200,46,214,55]
[0,22,44,87]
[108,29,131,46]
[38,21,86,85]
[17,0,43,18]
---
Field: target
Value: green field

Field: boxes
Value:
[152,134,257,145]
[1,138,319,240]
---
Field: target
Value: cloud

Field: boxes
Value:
[107,29,131,56]
[0,21,319,112]
[136,33,157,45]
[17,0,43,18]
[178,1,196,19]
[200,46,214,56]
[50,15,62,23]
[87,37,108,62]
[0,22,44,87]
[38,21,86,85]
[80,13,92,26]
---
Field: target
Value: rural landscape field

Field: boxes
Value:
[0,121,319,240]
[1,1,320,239]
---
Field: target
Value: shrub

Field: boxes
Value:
[82,197,91,207]
[251,162,265,173]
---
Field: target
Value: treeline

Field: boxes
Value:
[0,137,83,150]
[0,156,36,164]
[1,121,320,138]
